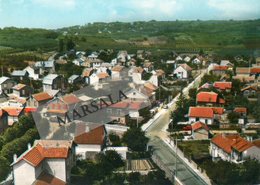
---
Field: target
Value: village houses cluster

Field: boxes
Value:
[1,49,260,184]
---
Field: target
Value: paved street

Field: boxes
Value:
[145,70,210,185]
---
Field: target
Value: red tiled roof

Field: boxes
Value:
[33,172,67,185]
[234,107,247,114]
[2,107,23,117]
[212,107,224,115]
[33,92,53,102]
[213,65,229,71]
[129,102,142,110]
[156,69,165,77]
[250,67,260,74]
[189,107,214,118]
[197,92,218,103]
[192,121,209,131]
[233,75,255,82]
[74,125,105,145]
[22,143,70,167]
[97,72,109,79]
[62,94,81,105]
[179,63,192,71]
[144,82,158,91]
[112,65,124,72]
[211,134,254,154]
[110,102,129,109]
[213,82,232,90]
[253,139,260,148]
[82,69,93,77]
[236,67,250,74]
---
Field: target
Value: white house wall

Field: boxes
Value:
[13,160,36,185]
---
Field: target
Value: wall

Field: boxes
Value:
[13,160,36,185]
[44,158,66,182]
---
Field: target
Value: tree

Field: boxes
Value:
[227,112,240,124]
[103,150,124,169]
[58,39,64,53]
[0,156,10,181]
[109,133,121,146]
[66,38,75,51]
[122,127,149,152]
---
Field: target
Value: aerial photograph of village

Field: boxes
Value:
[0,0,259,185]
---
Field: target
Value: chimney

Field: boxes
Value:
[27,143,32,150]
[85,126,90,133]
[13,154,17,163]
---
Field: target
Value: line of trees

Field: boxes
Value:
[0,115,39,182]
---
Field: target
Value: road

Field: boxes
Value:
[145,70,210,185]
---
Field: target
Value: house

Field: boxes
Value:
[11,70,29,81]
[87,52,99,60]
[108,102,129,125]
[35,60,55,75]
[236,67,250,76]
[23,66,39,80]
[220,60,234,67]
[111,65,124,80]
[233,75,255,83]
[192,57,201,64]
[68,75,81,84]
[173,64,192,79]
[12,140,74,185]
[188,107,224,125]
[130,67,145,84]
[29,92,53,107]
[241,86,258,97]
[74,124,106,160]
[2,107,24,126]
[143,82,158,103]
[175,56,183,61]
[212,65,229,76]
[143,62,154,72]
[210,134,260,163]
[191,121,209,140]
[82,68,94,84]
[90,59,104,69]
[12,83,32,98]
[0,92,8,103]
[117,50,130,65]
[184,56,191,62]
[0,76,16,94]
[155,69,165,79]
[234,107,247,117]
[97,72,110,82]
[213,82,232,92]
[196,92,225,105]
[72,58,85,66]
[0,109,8,133]
[43,74,65,92]
[87,73,100,85]
[124,88,149,103]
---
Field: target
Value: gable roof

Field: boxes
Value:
[32,92,53,102]
[179,63,192,71]
[197,92,218,103]
[43,74,59,85]
[61,94,81,105]
[0,76,10,84]
[250,67,260,74]
[213,65,229,71]
[155,69,165,77]
[112,65,124,72]
[192,121,209,131]
[82,68,93,77]
[211,134,255,154]
[241,86,257,92]
[74,125,105,145]
[11,70,27,77]
[133,67,144,73]
[189,107,214,119]
[234,107,247,114]
[213,82,232,90]
[14,140,72,167]
[68,75,80,81]
[97,72,109,79]
[2,107,23,117]
[236,67,250,75]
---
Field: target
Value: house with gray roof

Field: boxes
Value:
[11,70,29,80]
[0,76,16,94]
[68,75,81,84]
[35,60,55,75]
[43,74,66,92]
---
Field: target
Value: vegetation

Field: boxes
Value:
[0,115,39,181]
[122,127,149,152]
[201,160,260,185]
